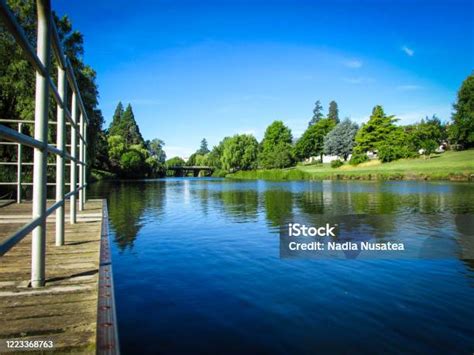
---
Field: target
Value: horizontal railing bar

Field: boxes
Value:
[49,76,86,146]
[65,58,89,125]
[49,76,64,108]
[45,198,64,217]
[51,19,67,69]
[47,144,63,156]
[0,0,48,78]
[65,184,84,199]
[0,124,45,150]
[0,182,86,186]
[48,78,86,145]
[0,142,75,147]
[64,108,83,137]
[0,158,85,166]
[0,119,85,144]
[0,214,43,256]
[0,118,72,125]
[0,187,84,255]
[0,125,86,161]
[0,162,74,166]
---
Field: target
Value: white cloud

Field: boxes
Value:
[401,46,414,57]
[342,59,363,68]
[396,84,422,91]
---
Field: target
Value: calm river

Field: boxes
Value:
[89,178,474,354]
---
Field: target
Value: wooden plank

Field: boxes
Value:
[0,199,109,353]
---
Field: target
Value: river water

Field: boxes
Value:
[89,178,474,354]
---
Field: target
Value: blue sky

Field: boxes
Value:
[54,0,474,158]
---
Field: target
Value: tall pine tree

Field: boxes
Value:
[198,138,210,154]
[121,104,144,146]
[109,102,124,136]
[308,100,324,126]
[328,100,339,123]
[353,105,398,153]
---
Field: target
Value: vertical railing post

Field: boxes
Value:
[31,0,51,288]
[16,122,22,203]
[55,65,66,246]
[78,113,84,211]
[84,122,87,203]
[70,92,77,224]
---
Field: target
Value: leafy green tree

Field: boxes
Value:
[221,134,259,172]
[407,115,445,156]
[328,100,340,123]
[207,138,229,169]
[120,150,146,176]
[146,138,166,163]
[195,154,209,166]
[94,130,110,170]
[324,118,358,160]
[197,138,210,155]
[107,135,126,169]
[166,156,186,167]
[187,153,197,166]
[449,72,474,148]
[295,118,336,161]
[259,121,294,168]
[308,100,324,126]
[353,105,398,153]
[377,127,413,162]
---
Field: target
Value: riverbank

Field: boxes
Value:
[227,150,474,181]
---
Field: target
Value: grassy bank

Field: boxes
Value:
[228,150,474,181]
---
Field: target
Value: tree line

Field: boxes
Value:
[1,1,472,183]
[105,102,166,177]
[172,73,473,175]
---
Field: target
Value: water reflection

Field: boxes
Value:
[89,179,474,255]
[264,189,294,228]
[87,179,474,354]
[215,189,259,222]
[92,181,166,250]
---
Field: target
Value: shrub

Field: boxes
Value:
[377,144,414,163]
[349,153,369,165]
[211,169,228,178]
[331,159,344,168]
[120,150,145,176]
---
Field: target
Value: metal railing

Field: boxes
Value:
[0,0,89,288]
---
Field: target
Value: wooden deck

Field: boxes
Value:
[0,199,117,353]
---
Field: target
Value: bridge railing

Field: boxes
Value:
[0,0,89,287]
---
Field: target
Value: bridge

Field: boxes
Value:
[0,1,118,353]
[167,165,214,177]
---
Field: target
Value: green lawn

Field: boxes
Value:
[229,150,474,181]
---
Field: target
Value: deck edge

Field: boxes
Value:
[96,199,120,355]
